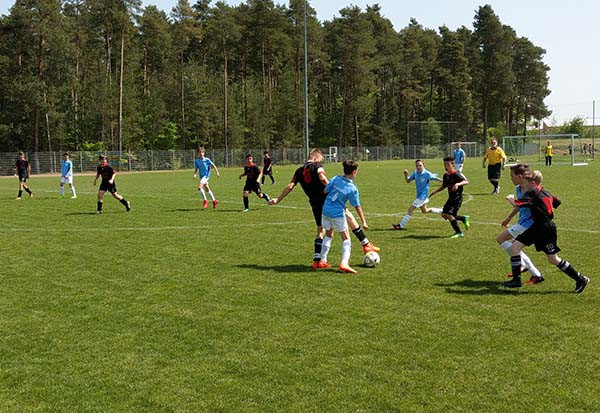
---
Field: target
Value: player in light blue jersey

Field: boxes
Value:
[452,142,466,172]
[319,160,368,274]
[193,146,220,209]
[393,159,443,230]
[496,164,543,284]
[59,152,77,198]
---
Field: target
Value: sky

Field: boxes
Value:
[2,0,599,125]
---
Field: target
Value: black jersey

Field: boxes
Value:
[515,186,561,224]
[97,163,114,182]
[293,161,326,204]
[244,164,260,183]
[441,169,467,202]
[16,159,29,173]
[263,157,272,170]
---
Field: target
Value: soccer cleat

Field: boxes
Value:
[575,276,590,294]
[202,200,209,209]
[507,267,528,278]
[312,261,320,269]
[96,210,103,214]
[339,264,358,274]
[213,200,219,209]
[464,215,471,230]
[362,242,380,253]
[16,197,22,200]
[243,208,249,213]
[126,201,131,212]
[315,261,331,269]
[29,192,34,198]
[525,276,545,285]
[502,278,522,288]
[392,224,404,230]
[449,233,464,239]
[71,195,77,199]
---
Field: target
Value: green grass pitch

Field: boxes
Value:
[1,159,599,411]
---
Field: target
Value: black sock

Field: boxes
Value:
[493,181,498,190]
[119,198,128,207]
[24,187,32,194]
[314,238,323,261]
[263,193,270,202]
[450,220,461,234]
[455,215,465,223]
[97,201,103,211]
[18,190,22,198]
[261,177,265,184]
[557,259,583,282]
[511,255,522,280]
[270,175,275,184]
[352,227,367,243]
[243,197,249,209]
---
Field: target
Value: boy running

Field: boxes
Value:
[497,164,543,284]
[453,142,466,172]
[428,156,470,238]
[239,154,270,212]
[261,151,275,185]
[319,160,368,274]
[502,170,590,293]
[193,146,220,209]
[93,154,131,213]
[15,151,33,200]
[59,152,77,199]
[268,148,379,268]
[393,159,442,230]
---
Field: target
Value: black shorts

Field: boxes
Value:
[309,199,324,227]
[515,223,560,255]
[488,163,502,180]
[99,180,117,194]
[443,197,462,217]
[262,168,272,175]
[243,181,262,195]
[18,173,27,183]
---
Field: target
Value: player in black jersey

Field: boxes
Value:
[93,154,131,213]
[268,148,379,269]
[502,170,589,293]
[239,154,270,212]
[15,152,33,200]
[261,151,275,185]
[429,157,470,238]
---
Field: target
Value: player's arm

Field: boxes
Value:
[93,170,100,185]
[501,150,506,169]
[451,175,469,192]
[482,150,488,168]
[318,167,328,186]
[239,170,246,179]
[65,164,71,179]
[429,182,446,198]
[193,164,198,178]
[403,169,411,183]
[502,206,519,227]
[27,163,31,178]
[256,169,263,183]
[211,162,220,177]
[354,205,368,230]
[268,180,296,205]
[109,171,116,184]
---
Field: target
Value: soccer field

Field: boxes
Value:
[1,160,599,411]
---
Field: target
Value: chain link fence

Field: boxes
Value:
[0,144,487,176]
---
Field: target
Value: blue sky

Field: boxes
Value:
[2,0,599,124]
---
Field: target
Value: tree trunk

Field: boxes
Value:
[223,40,229,166]
[181,51,186,150]
[118,29,125,165]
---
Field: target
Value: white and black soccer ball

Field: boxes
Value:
[363,251,381,268]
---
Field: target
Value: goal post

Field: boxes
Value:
[502,134,588,166]
[448,141,480,158]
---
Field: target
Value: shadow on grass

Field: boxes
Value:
[64,211,106,215]
[398,234,447,240]
[236,263,314,273]
[165,208,240,213]
[436,279,564,295]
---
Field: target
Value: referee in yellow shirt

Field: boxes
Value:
[545,141,553,166]
[482,139,506,194]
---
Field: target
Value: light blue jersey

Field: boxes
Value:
[194,157,214,178]
[516,185,534,227]
[323,175,360,218]
[453,148,466,165]
[61,159,73,177]
[408,169,438,200]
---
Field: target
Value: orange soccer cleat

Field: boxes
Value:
[202,200,209,209]
[339,264,357,274]
[362,242,380,253]
[213,199,219,209]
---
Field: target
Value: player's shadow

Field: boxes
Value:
[436,279,564,296]
[398,234,447,240]
[165,208,239,213]
[236,264,314,273]
[64,211,106,215]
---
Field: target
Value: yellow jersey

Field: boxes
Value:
[545,145,553,156]
[484,147,506,165]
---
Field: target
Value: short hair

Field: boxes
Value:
[245,154,253,160]
[343,159,358,175]
[18,151,24,156]
[63,152,69,157]
[99,154,107,161]
[443,156,454,163]
[415,159,424,165]
[510,163,529,176]
[310,148,323,157]
[264,151,269,155]
[532,170,543,185]
[197,146,205,152]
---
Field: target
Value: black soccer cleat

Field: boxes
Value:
[502,278,522,288]
[575,276,590,294]
[126,201,131,212]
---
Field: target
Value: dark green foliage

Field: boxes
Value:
[0,2,551,151]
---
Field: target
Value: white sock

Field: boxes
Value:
[341,239,351,266]
[71,186,76,196]
[430,207,442,214]
[321,236,332,263]
[199,188,207,200]
[59,186,64,195]
[400,214,411,228]
[500,241,512,254]
[207,190,215,201]
[521,252,542,277]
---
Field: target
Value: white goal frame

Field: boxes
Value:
[448,141,479,158]
[502,134,588,166]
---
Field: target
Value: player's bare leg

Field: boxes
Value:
[345,209,379,253]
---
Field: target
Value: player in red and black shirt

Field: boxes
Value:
[93,154,131,213]
[268,148,379,268]
[239,154,270,212]
[261,151,275,185]
[429,156,470,238]
[503,170,589,292]
[15,152,33,200]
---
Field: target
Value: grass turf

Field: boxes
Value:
[0,159,599,411]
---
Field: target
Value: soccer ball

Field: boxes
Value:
[363,251,381,268]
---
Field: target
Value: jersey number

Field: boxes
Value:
[303,168,312,183]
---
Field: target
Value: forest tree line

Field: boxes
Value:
[0,1,551,152]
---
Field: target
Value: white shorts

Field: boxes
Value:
[199,176,209,185]
[61,176,73,185]
[322,215,347,232]
[456,164,464,172]
[507,223,528,238]
[412,197,429,208]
